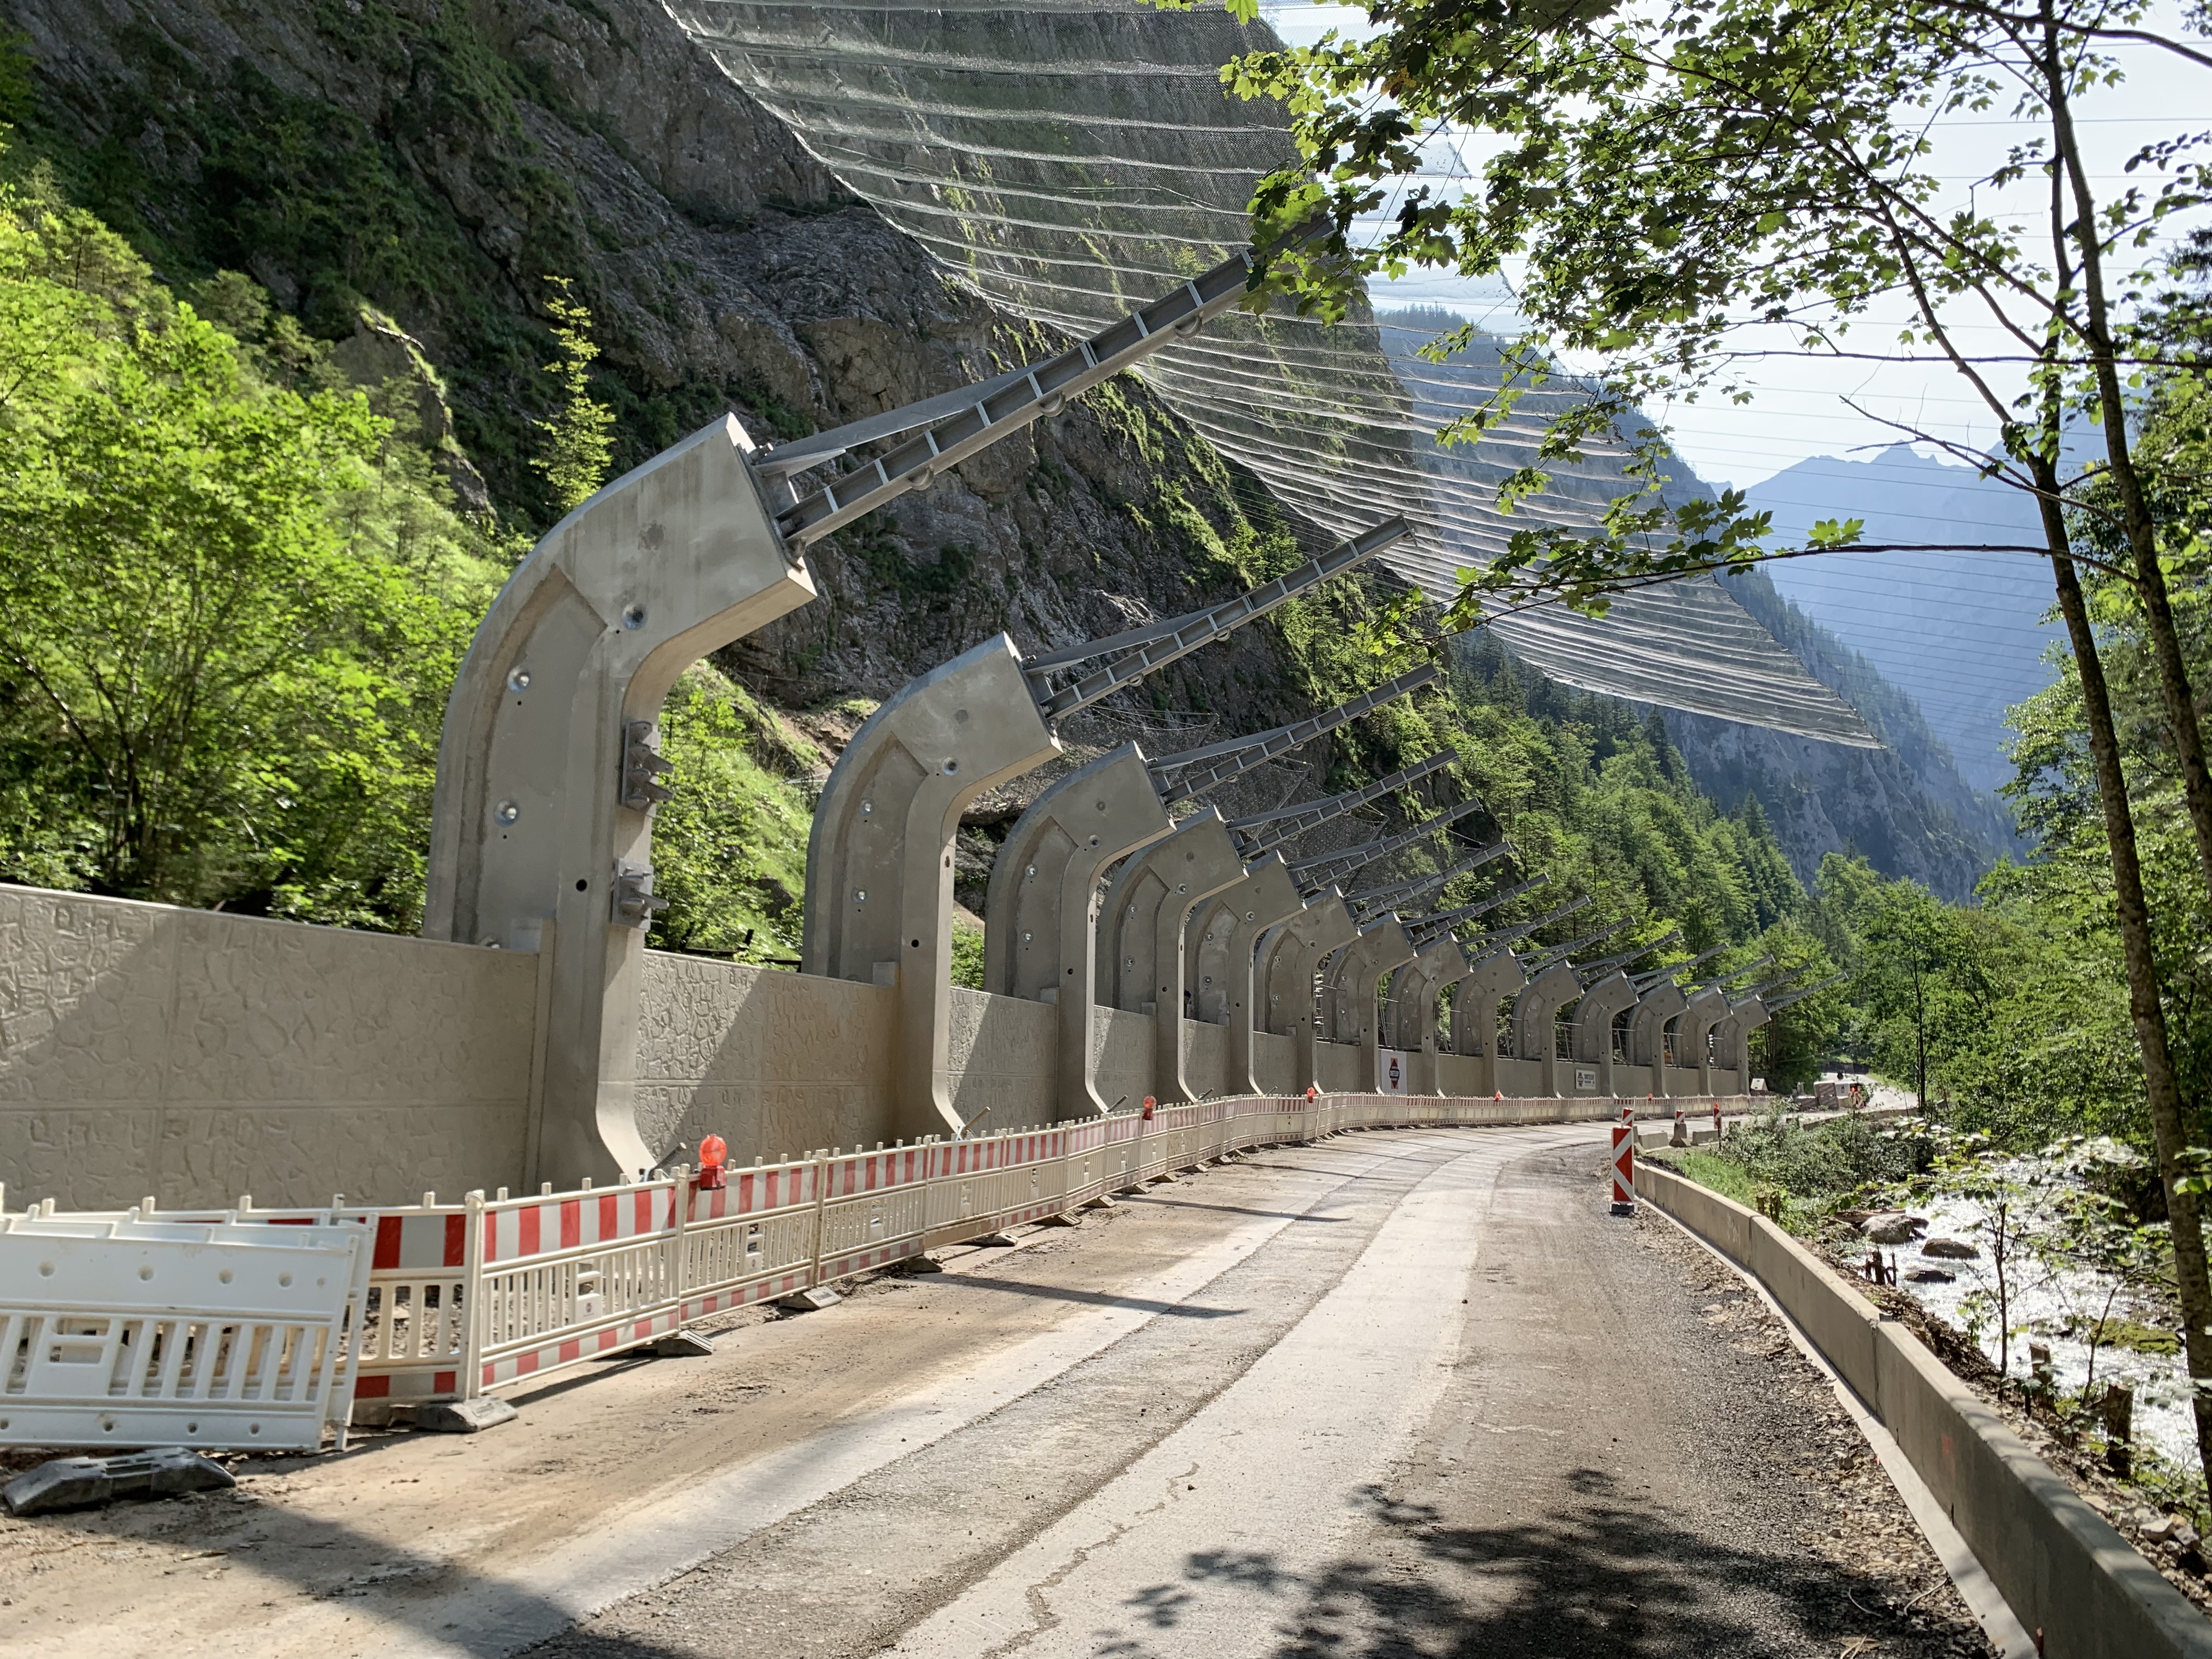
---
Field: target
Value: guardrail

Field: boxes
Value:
[8,1092,1740,1429]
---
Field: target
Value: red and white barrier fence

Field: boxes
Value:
[7,1091,1749,1425]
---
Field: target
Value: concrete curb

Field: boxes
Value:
[1634,1159,2212,1659]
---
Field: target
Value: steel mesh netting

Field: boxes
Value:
[667,0,1877,746]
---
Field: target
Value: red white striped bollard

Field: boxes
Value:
[1712,1102,1723,1140]
[1610,1107,1637,1216]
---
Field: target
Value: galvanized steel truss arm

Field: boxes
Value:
[1227,753,1452,857]
[1577,928,1682,986]
[1351,840,1511,918]
[1289,795,1485,894]
[771,225,1324,549]
[1630,945,1725,992]
[1022,518,1409,720]
[1148,663,1441,806]
[1461,895,1594,963]
[1520,917,1634,976]
[1758,971,1848,1013]
[1405,875,1550,945]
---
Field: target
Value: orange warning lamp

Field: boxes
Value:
[1141,1094,1156,1121]
[697,1134,729,1189]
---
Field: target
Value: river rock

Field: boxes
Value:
[1858,1211,1923,1245]
[1905,1267,1956,1283]
[1922,1236,1980,1259]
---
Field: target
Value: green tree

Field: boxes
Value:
[531,275,614,516]
[0,156,496,927]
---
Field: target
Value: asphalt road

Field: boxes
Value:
[1,1127,1996,1659]
[535,1132,1993,1659]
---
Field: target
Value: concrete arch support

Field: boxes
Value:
[424,415,816,1187]
[984,745,1174,1119]
[1572,971,1641,1096]
[1322,918,1418,1091]
[1094,812,1247,1104]
[1257,893,1358,1092]
[803,636,1060,1139]
[1447,951,1527,1097]
[1511,959,1584,1097]
[1185,855,1302,1097]
[1628,983,1690,1093]
[1388,937,1471,1094]
[1675,986,1733,1094]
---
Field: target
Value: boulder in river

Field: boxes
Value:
[1922,1236,1980,1260]
[1858,1211,1925,1245]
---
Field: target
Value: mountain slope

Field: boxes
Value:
[1374,309,2018,900]
[1748,445,2059,794]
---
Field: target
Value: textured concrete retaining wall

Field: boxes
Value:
[635,952,896,1166]
[1636,1160,2212,1659]
[1315,1040,1364,1093]
[4,881,1743,1212]
[0,885,540,1211]
[1251,1030,1295,1095]
[1091,1005,1154,1114]
[1183,1019,1228,1099]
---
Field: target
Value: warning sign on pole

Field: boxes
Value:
[1610,1118,1636,1216]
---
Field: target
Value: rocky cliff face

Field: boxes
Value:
[6,0,1342,736]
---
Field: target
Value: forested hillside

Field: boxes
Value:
[0,4,1858,1082]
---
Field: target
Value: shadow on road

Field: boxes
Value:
[1122,1475,1939,1657]
[946,1273,1249,1319]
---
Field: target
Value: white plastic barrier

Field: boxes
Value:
[1,1209,370,1451]
[7,1091,1735,1425]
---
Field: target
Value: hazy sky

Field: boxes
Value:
[1260,1,2210,490]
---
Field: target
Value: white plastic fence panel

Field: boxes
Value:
[0,1213,369,1452]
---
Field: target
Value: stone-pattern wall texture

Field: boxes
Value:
[1,885,538,1209]
[946,988,1056,1133]
[1316,1041,1365,1094]
[1092,1007,1154,1114]
[1251,1031,1295,1096]
[635,951,896,1164]
[1183,1020,1228,1100]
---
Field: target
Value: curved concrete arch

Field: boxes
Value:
[1627,983,1691,1086]
[1571,970,1641,1094]
[1386,937,1471,1094]
[1184,855,1302,1096]
[1511,958,1584,1097]
[1713,996,1770,1083]
[1675,986,1734,1092]
[983,744,1174,1118]
[1256,892,1358,1092]
[1322,918,1418,1091]
[804,635,1062,1138]
[424,415,816,1186]
[1447,951,1527,1096]
[1095,812,1247,1103]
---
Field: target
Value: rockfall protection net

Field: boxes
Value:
[667,0,1879,747]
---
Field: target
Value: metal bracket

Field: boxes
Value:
[620,720,675,813]
[612,862,669,929]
